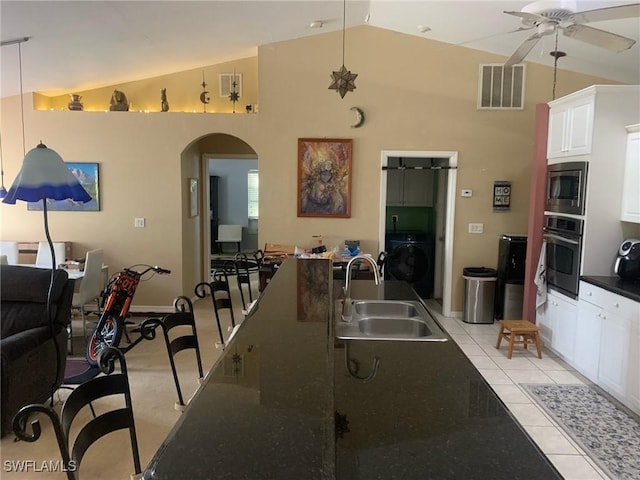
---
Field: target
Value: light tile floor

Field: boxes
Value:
[424,300,612,480]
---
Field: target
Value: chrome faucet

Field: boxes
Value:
[341,254,382,321]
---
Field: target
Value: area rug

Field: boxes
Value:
[522,384,640,480]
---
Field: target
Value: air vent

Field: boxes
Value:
[478,64,525,110]
[219,73,242,98]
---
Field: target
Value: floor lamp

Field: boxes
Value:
[2,142,91,397]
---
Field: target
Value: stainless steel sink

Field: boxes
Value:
[335,300,448,342]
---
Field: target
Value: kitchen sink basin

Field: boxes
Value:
[335,300,448,342]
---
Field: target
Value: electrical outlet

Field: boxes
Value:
[392,215,399,223]
[468,223,483,234]
[134,217,146,228]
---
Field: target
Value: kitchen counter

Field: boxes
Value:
[581,275,640,303]
[143,259,561,479]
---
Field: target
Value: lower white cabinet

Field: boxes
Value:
[598,309,632,399]
[536,290,577,362]
[574,300,602,381]
[578,281,640,415]
[628,319,640,413]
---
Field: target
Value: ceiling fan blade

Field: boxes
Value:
[504,10,547,26]
[569,3,640,24]
[562,24,636,52]
[457,26,533,46]
[505,33,543,66]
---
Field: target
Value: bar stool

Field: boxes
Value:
[195,268,236,348]
[495,320,542,359]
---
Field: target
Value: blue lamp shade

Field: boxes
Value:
[1,142,91,204]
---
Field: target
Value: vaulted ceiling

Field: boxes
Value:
[1,0,639,99]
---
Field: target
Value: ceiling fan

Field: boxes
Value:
[503,1,640,66]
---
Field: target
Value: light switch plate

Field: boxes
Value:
[468,223,483,234]
[134,218,145,228]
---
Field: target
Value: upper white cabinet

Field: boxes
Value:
[386,169,434,207]
[621,124,640,223]
[547,94,594,159]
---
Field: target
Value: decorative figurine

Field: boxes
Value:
[245,104,253,114]
[68,94,83,111]
[160,88,169,112]
[109,89,129,111]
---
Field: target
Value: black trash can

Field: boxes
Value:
[462,267,498,324]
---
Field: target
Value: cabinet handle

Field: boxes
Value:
[613,302,619,308]
[587,292,592,296]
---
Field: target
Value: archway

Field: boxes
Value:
[180,133,258,295]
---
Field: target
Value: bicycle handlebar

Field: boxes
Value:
[122,264,171,276]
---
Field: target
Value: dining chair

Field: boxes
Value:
[0,241,19,265]
[72,249,105,351]
[35,242,67,268]
[216,225,242,253]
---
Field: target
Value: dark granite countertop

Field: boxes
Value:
[143,259,561,479]
[581,275,640,303]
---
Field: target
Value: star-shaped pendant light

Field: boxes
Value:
[328,0,357,98]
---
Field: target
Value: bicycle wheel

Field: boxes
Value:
[86,313,123,366]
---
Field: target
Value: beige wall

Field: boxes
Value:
[0,26,616,310]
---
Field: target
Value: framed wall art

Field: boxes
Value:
[297,138,352,218]
[189,178,199,217]
[28,162,100,211]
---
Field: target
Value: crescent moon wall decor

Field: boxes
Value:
[350,107,364,128]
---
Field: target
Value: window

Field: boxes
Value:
[248,169,259,219]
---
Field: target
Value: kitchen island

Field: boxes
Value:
[143,259,561,479]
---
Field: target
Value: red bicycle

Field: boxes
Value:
[86,264,170,366]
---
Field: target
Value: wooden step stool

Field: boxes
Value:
[495,320,542,359]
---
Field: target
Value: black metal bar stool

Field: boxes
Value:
[195,267,236,348]
[141,296,204,410]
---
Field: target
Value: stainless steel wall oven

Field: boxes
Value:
[546,161,588,216]
[543,215,584,299]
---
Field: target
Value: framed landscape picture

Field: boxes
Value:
[28,162,100,211]
[297,138,352,218]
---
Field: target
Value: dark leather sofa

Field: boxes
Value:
[0,265,73,436]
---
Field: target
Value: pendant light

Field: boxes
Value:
[328,0,358,98]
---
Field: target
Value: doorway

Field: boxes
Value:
[379,150,458,317]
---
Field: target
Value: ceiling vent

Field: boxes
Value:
[478,64,525,110]
[219,73,242,98]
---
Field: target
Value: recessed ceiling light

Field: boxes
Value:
[310,20,324,28]
[417,25,431,33]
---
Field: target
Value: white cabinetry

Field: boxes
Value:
[620,124,640,223]
[547,95,594,159]
[386,169,434,207]
[574,299,601,381]
[578,281,640,415]
[536,290,577,362]
[548,85,640,276]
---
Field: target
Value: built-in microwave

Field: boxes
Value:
[545,161,588,216]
